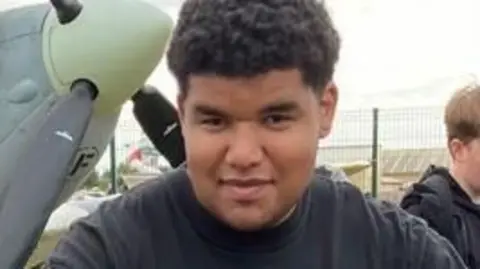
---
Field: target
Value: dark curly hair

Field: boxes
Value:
[167,0,341,93]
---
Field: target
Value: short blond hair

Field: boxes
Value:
[444,83,480,143]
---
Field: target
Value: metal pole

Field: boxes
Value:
[109,135,117,194]
[371,108,379,197]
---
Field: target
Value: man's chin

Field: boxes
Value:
[220,211,277,232]
[224,219,269,232]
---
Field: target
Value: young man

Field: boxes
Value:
[44,0,466,268]
[401,84,480,268]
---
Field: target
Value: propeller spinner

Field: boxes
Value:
[50,0,82,24]
[43,0,173,115]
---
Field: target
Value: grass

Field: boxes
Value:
[25,231,65,268]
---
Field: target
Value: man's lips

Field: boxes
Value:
[219,178,274,201]
[219,178,274,186]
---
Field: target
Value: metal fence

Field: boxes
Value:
[314,106,448,201]
[105,105,448,201]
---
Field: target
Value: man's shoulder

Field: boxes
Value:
[103,168,187,211]
[314,165,349,182]
[44,169,190,268]
[308,177,464,266]
[309,175,364,206]
[76,168,189,230]
[399,166,454,223]
[400,165,453,203]
[309,176,432,239]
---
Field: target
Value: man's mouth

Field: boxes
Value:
[219,178,274,201]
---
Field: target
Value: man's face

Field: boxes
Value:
[449,137,480,200]
[454,138,480,192]
[177,69,337,231]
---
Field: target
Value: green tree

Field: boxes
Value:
[79,170,100,189]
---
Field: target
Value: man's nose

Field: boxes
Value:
[225,123,263,169]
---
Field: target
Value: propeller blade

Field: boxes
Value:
[0,80,96,269]
[131,86,185,167]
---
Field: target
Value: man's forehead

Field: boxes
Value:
[188,73,308,96]
[181,70,317,115]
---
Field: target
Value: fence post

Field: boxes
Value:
[109,135,117,194]
[371,107,379,197]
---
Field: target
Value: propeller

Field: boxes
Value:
[0,80,97,269]
[131,86,186,168]
[0,0,174,266]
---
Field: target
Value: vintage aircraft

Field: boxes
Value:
[0,0,184,267]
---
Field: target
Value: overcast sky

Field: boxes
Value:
[4,0,480,109]
[145,0,480,108]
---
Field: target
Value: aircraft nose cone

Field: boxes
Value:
[43,0,174,114]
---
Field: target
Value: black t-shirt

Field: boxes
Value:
[45,168,467,269]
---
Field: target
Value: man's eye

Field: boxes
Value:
[201,118,223,126]
[263,114,292,126]
[200,118,227,131]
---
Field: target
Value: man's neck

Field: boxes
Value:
[450,168,480,202]
[272,205,297,227]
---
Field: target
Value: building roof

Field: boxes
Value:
[381,148,450,175]
[317,145,450,175]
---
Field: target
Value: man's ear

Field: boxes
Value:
[317,81,338,139]
[448,138,469,163]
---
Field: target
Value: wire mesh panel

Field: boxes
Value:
[321,109,374,148]
[378,106,448,178]
[378,106,445,149]
[315,106,448,200]
[316,109,375,192]
[376,106,448,201]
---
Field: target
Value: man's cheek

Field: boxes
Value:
[278,145,317,176]
[186,138,222,168]
[267,132,317,160]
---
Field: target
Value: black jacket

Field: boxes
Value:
[401,165,480,268]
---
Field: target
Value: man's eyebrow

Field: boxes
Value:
[260,101,300,114]
[193,104,227,117]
